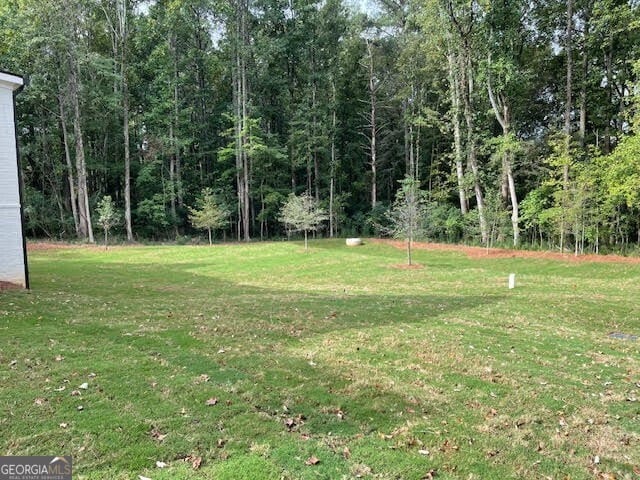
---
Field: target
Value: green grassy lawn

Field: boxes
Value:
[1,239,639,479]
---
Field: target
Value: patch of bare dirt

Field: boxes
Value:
[389,263,424,270]
[370,238,640,264]
[0,281,22,290]
[27,242,79,251]
[27,241,130,252]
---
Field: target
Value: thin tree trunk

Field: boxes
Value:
[240,0,250,241]
[312,61,320,203]
[233,0,244,242]
[561,0,574,253]
[169,122,177,221]
[172,34,183,208]
[69,57,94,243]
[506,159,519,246]
[59,95,80,236]
[604,46,612,153]
[367,40,377,209]
[447,52,468,215]
[579,30,588,147]
[460,52,487,243]
[330,81,337,238]
[119,0,133,242]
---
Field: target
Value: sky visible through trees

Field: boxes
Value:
[1,0,639,252]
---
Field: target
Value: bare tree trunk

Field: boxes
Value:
[506,159,519,246]
[579,41,588,147]
[561,0,574,253]
[118,0,133,242]
[311,56,320,203]
[232,0,245,242]
[366,40,377,209]
[461,54,487,243]
[240,0,250,241]
[603,46,612,153]
[59,95,80,236]
[447,51,467,215]
[330,81,337,238]
[69,60,94,243]
[169,122,177,221]
[171,33,183,208]
[123,73,132,241]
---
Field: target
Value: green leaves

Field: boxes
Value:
[188,188,230,243]
[279,192,328,235]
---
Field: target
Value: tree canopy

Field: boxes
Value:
[1,0,639,253]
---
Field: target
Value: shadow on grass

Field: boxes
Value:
[3,257,505,476]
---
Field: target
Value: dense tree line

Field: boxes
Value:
[1,0,639,253]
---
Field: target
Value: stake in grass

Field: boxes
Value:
[96,195,121,249]
[383,176,428,265]
[279,192,327,252]
[188,188,229,245]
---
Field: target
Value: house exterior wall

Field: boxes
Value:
[0,72,26,288]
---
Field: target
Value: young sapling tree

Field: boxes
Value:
[188,188,229,245]
[279,192,328,252]
[96,195,121,249]
[384,176,428,265]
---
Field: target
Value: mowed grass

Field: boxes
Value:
[1,239,639,479]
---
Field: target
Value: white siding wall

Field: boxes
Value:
[0,74,26,287]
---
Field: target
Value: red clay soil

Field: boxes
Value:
[369,238,640,264]
[28,242,78,251]
[0,281,22,290]
[27,242,113,252]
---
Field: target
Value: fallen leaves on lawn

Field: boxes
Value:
[305,456,320,466]
[206,397,218,406]
[150,428,167,442]
[284,414,306,431]
[439,439,459,453]
[195,374,210,384]
[182,455,202,470]
[343,447,351,459]
[421,469,437,479]
[34,398,47,406]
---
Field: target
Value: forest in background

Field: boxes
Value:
[1,0,639,253]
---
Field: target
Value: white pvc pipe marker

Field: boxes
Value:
[508,273,516,289]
